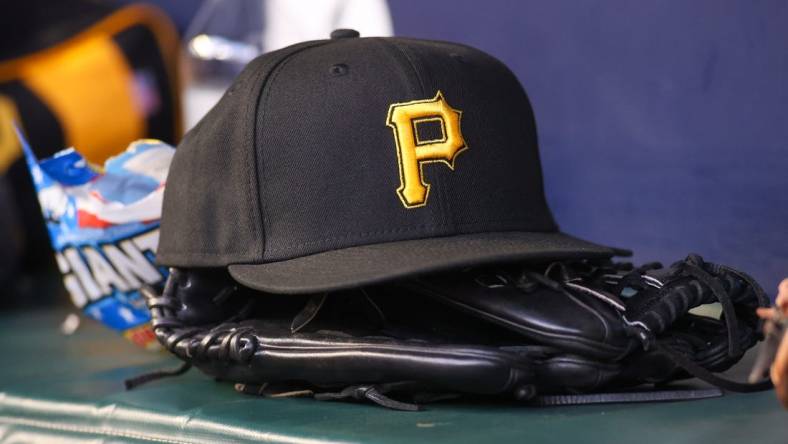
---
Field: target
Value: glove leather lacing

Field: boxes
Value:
[130,283,423,410]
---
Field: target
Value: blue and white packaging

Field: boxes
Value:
[18,127,172,349]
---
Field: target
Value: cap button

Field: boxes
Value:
[330,29,360,39]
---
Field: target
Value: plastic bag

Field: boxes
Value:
[18,127,172,349]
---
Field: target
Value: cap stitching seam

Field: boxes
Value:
[170,245,610,260]
[168,232,608,260]
[159,219,549,257]
[264,218,552,254]
[253,42,328,261]
[379,38,426,96]
[244,60,270,260]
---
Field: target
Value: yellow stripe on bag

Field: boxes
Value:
[0,5,181,165]
[0,95,23,173]
[21,36,144,164]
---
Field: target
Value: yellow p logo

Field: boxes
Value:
[386,91,467,208]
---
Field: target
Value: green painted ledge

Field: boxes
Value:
[1,310,786,443]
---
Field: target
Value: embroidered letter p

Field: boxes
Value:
[386,91,467,208]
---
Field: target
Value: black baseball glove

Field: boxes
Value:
[135,254,771,410]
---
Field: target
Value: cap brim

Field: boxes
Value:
[228,231,622,294]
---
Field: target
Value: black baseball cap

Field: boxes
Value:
[157,30,620,294]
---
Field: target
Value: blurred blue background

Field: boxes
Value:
[152,0,788,294]
[394,0,788,294]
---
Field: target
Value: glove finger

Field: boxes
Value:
[404,271,633,360]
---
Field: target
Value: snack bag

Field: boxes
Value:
[17,127,172,349]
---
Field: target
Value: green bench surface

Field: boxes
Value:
[0,310,786,443]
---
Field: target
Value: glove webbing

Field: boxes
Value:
[521,258,772,398]
[620,255,765,356]
[605,255,773,394]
